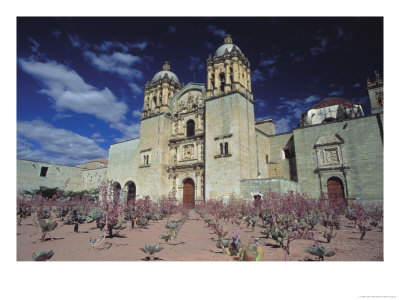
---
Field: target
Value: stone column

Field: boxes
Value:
[156,86,161,107]
[162,83,169,105]
[225,60,231,92]
[214,67,220,96]
[232,58,239,91]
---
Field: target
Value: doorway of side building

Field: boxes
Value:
[327,177,345,206]
[124,181,136,203]
[183,178,195,208]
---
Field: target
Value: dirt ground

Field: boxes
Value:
[17,210,383,261]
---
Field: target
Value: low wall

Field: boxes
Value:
[240,178,302,200]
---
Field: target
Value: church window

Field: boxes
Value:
[40,166,48,177]
[224,142,229,155]
[266,155,269,164]
[187,120,195,137]
[219,73,226,92]
[220,143,224,155]
[377,93,383,107]
[283,149,291,159]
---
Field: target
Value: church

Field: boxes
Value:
[17,34,384,206]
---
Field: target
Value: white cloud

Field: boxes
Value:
[52,113,73,121]
[129,82,143,94]
[53,30,62,38]
[304,95,321,104]
[252,69,266,83]
[260,59,276,67]
[84,51,143,79]
[17,120,107,166]
[91,131,105,143]
[353,83,361,88]
[207,25,226,38]
[110,121,141,142]
[189,56,204,71]
[328,90,344,97]
[68,34,81,48]
[255,99,266,109]
[132,109,142,118]
[310,36,328,55]
[274,117,293,134]
[28,37,40,52]
[18,58,129,123]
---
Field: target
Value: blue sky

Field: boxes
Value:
[17,17,383,166]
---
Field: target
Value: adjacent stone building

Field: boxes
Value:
[17,34,384,206]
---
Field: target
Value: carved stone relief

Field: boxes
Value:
[323,148,340,165]
[183,144,194,160]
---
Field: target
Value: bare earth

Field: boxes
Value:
[17,210,383,261]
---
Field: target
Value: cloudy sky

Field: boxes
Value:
[17,17,383,166]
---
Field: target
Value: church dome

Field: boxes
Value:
[312,97,354,109]
[215,34,242,57]
[151,61,180,84]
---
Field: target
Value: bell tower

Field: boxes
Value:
[204,34,257,201]
[367,70,383,114]
[142,61,181,118]
[206,34,253,100]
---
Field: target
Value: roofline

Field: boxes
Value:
[110,137,140,146]
[17,158,81,168]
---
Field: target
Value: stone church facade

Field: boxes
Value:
[17,35,384,206]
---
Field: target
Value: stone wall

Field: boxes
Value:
[293,113,383,204]
[255,130,270,178]
[205,92,257,201]
[17,159,83,193]
[268,132,294,180]
[107,138,140,195]
[240,178,302,200]
[81,168,108,190]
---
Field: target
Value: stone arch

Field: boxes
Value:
[182,177,195,208]
[124,180,136,202]
[327,176,345,206]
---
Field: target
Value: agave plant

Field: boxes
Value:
[244,216,259,231]
[140,243,164,261]
[32,249,54,261]
[305,245,335,261]
[358,224,372,240]
[159,233,174,244]
[270,227,288,248]
[86,209,104,223]
[216,239,230,250]
[39,219,58,241]
[136,217,149,228]
[65,209,86,232]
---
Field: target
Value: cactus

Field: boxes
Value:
[234,243,264,261]
[270,227,288,248]
[216,239,230,250]
[305,245,335,261]
[32,249,54,261]
[140,243,164,261]
[38,219,58,241]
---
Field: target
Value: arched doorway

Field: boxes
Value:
[327,177,345,206]
[124,181,136,203]
[113,182,122,202]
[182,178,195,208]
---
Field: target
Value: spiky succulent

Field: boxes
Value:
[32,249,54,261]
[216,239,230,249]
[141,243,164,260]
[86,209,104,223]
[305,245,335,261]
[271,227,288,247]
[159,233,173,243]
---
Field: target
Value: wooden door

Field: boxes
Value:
[327,177,345,206]
[183,178,195,208]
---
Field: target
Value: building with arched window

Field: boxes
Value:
[17,34,383,206]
